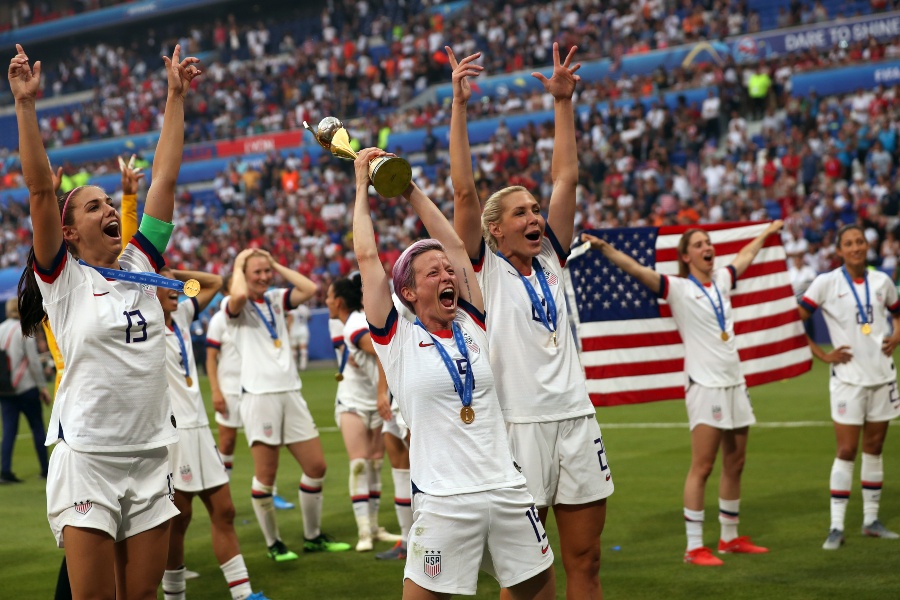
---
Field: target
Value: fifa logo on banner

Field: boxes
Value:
[424,550,441,578]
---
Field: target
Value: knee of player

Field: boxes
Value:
[305,462,327,479]
[836,446,858,462]
[213,500,237,525]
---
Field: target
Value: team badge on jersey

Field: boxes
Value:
[74,500,92,515]
[140,283,156,299]
[462,331,480,354]
[712,405,723,421]
[180,465,193,483]
[543,268,558,286]
[263,422,273,437]
[424,550,441,578]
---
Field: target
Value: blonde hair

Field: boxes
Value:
[481,186,530,252]
[677,229,709,278]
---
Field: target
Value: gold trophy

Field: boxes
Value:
[303,117,412,198]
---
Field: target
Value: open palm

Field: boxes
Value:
[532,42,581,100]
[8,44,41,102]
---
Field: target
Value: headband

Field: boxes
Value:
[60,185,86,226]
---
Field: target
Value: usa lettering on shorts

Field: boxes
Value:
[424,550,441,578]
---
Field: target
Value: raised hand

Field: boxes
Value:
[119,154,145,195]
[446,47,483,104]
[354,148,393,190]
[8,44,41,102]
[162,44,201,98]
[532,42,581,101]
[581,232,612,253]
[48,158,62,194]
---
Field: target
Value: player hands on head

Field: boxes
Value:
[12,42,200,599]
[352,146,556,599]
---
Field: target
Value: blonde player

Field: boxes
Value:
[353,147,555,599]
[582,220,784,566]
[287,303,311,371]
[798,224,900,549]
[13,44,200,598]
[227,249,349,560]
[156,268,269,600]
[448,45,610,596]
[325,275,402,551]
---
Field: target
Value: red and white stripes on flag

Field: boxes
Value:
[567,222,812,407]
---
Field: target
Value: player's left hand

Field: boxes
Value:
[882,335,899,357]
[119,154,145,195]
[163,44,201,98]
[377,390,392,422]
[532,42,580,100]
[39,388,51,406]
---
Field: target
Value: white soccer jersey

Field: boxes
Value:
[36,236,177,452]
[290,304,310,337]
[226,288,300,394]
[206,308,241,396]
[370,302,525,496]
[337,310,379,411]
[660,267,744,388]
[801,268,900,386]
[473,231,596,423]
[165,299,208,428]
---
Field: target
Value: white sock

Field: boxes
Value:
[300,474,324,540]
[684,508,705,551]
[221,453,234,480]
[349,458,370,536]
[718,498,740,543]
[162,567,186,600]
[861,453,884,526]
[300,347,308,371]
[220,554,252,600]
[367,458,383,532]
[251,477,280,547]
[392,468,413,544]
[830,458,854,531]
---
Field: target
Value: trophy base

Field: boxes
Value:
[368,156,412,198]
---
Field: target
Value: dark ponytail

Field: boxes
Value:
[332,272,364,312]
[18,190,78,337]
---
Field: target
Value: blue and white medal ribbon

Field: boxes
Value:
[689,275,729,341]
[251,297,281,348]
[78,260,200,297]
[415,319,475,424]
[497,253,558,346]
[171,320,193,387]
[841,266,872,335]
[335,345,349,382]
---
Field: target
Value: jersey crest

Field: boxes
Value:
[424,550,441,578]
[180,465,193,483]
[73,500,92,515]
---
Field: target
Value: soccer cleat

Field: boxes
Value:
[718,536,769,554]
[684,546,724,566]
[272,495,295,510]
[246,592,272,600]
[184,569,200,580]
[371,526,403,543]
[267,540,299,562]
[0,471,23,484]
[862,520,900,539]
[375,541,407,560]
[822,529,844,550]
[303,533,351,553]
[356,533,374,552]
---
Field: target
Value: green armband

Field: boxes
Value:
[138,214,174,253]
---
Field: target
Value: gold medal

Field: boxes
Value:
[460,406,475,424]
[861,323,872,335]
[552,331,557,347]
[182,279,200,298]
[274,339,282,348]
[721,331,729,341]
[335,372,344,382]
[185,376,193,387]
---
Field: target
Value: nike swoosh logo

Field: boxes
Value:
[541,544,550,555]
[838,292,849,297]
[93,292,109,297]
[419,341,434,347]
[606,473,612,481]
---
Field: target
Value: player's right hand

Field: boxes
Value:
[824,345,852,364]
[8,44,41,102]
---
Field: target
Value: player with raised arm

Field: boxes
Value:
[581,220,783,566]
[798,224,900,549]
[13,43,200,598]
[353,146,555,599]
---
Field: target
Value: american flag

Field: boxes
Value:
[567,222,812,407]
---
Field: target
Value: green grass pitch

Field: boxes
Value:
[1,359,899,599]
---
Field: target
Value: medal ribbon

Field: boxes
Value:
[250,297,279,343]
[841,266,871,326]
[171,320,191,381]
[78,259,189,293]
[414,319,473,411]
[338,345,350,377]
[688,275,727,336]
[496,253,557,335]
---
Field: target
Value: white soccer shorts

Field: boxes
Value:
[169,426,230,493]
[239,390,318,446]
[830,378,900,425]
[214,392,243,429]
[685,382,756,431]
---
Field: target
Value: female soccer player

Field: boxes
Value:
[581,220,783,566]
[798,224,900,549]
[156,267,268,600]
[325,274,401,551]
[353,147,555,599]
[447,44,611,596]
[13,43,199,598]
[227,249,349,560]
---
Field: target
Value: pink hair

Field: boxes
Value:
[391,239,445,312]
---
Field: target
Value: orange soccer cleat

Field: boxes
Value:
[684,546,724,566]
[718,536,769,554]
